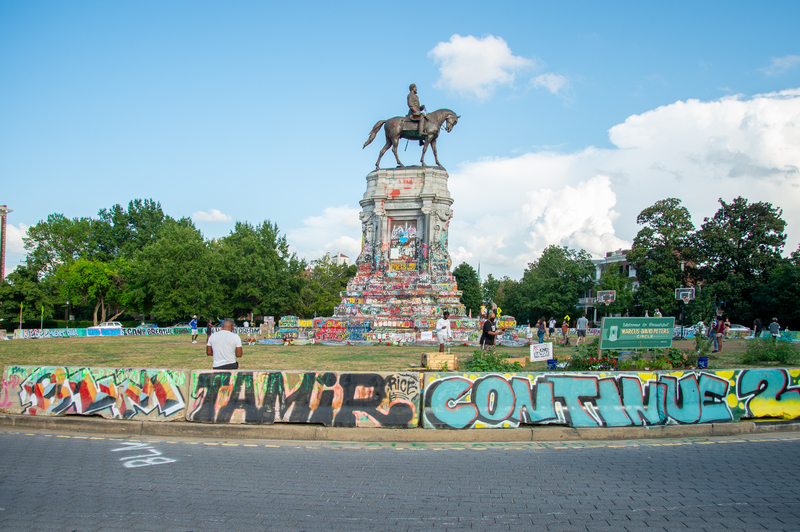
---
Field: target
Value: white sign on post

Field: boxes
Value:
[530,342,554,362]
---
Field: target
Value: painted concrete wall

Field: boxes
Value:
[1,366,189,421]
[186,370,420,427]
[13,327,262,339]
[422,369,800,429]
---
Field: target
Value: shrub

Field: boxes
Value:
[461,347,523,372]
[741,341,800,365]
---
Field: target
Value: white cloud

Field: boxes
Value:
[286,206,361,261]
[429,34,536,100]
[762,55,800,76]
[531,73,570,95]
[447,89,800,279]
[192,209,232,222]
[5,223,28,254]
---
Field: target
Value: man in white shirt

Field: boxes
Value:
[206,318,243,370]
[436,311,452,352]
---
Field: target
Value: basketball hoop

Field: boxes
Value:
[597,290,616,305]
[674,287,695,305]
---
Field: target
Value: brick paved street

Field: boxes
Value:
[0,430,798,531]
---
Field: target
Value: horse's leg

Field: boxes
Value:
[420,137,430,167]
[391,134,404,167]
[432,137,441,167]
[376,139,391,169]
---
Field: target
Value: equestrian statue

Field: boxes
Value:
[363,83,460,170]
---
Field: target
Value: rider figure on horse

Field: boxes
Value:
[407,84,427,138]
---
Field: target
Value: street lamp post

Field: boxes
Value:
[680,261,685,340]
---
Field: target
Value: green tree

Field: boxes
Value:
[0,266,56,324]
[452,263,481,317]
[757,246,800,329]
[628,198,697,317]
[55,258,127,325]
[23,214,101,275]
[298,256,357,318]
[127,220,224,321]
[511,245,595,325]
[481,274,502,307]
[95,199,169,260]
[217,221,306,320]
[695,197,787,323]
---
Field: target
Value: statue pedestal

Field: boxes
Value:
[335,167,478,342]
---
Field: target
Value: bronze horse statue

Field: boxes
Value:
[363,108,460,169]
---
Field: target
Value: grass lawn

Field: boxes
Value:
[0,334,762,375]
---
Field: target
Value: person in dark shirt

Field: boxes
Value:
[753,318,763,339]
[480,312,503,350]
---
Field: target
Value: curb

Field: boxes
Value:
[3,414,798,442]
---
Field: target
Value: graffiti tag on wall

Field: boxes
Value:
[187,371,420,427]
[422,368,800,429]
[1,366,189,420]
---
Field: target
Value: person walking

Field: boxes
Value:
[536,317,546,344]
[548,317,556,341]
[753,318,763,340]
[561,319,569,346]
[576,313,589,346]
[206,318,243,370]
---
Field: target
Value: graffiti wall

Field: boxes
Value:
[13,327,262,339]
[187,370,420,427]
[1,366,189,421]
[422,368,800,429]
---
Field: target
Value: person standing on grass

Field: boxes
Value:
[713,317,726,353]
[753,318,763,340]
[480,312,502,350]
[207,318,242,370]
[769,317,781,342]
[561,319,569,346]
[548,317,556,341]
[436,311,452,353]
[189,315,198,344]
[536,316,546,344]
[206,318,214,344]
[576,313,589,346]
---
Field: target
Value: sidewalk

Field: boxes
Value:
[2,413,799,442]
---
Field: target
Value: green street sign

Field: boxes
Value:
[599,317,675,350]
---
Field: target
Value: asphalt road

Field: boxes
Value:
[0,429,799,532]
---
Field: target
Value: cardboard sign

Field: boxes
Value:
[420,331,433,341]
[530,342,554,362]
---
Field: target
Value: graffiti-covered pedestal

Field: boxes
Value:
[335,167,476,340]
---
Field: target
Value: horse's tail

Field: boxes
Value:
[363,120,386,148]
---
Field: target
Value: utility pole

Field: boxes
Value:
[0,205,12,280]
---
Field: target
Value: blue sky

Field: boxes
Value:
[2,1,799,279]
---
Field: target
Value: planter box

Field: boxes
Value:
[421,352,458,370]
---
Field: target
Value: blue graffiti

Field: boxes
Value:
[423,372,738,429]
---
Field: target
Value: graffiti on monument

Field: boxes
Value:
[187,370,420,427]
[422,368,800,429]
[1,366,188,420]
[390,220,417,260]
